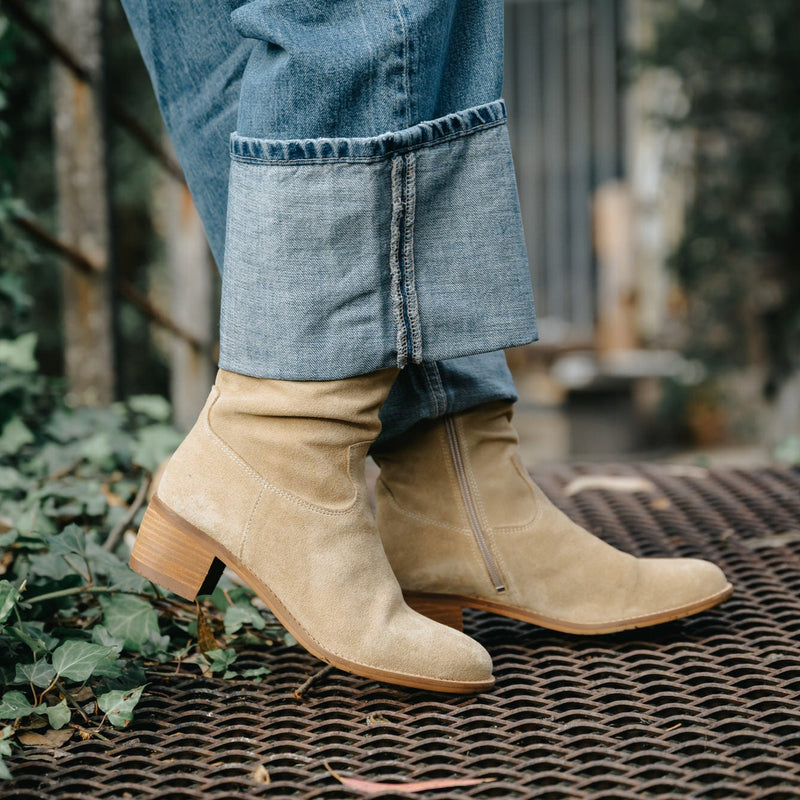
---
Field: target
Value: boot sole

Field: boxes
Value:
[404,583,734,635]
[130,495,494,694]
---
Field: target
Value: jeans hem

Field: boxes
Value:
[229,100,507,164]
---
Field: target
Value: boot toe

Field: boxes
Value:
[636,557,731,621]
[432,626,494,686]
[382,609,494,689]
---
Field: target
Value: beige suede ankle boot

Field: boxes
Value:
[130,369,493,693]
[373,401,733,634]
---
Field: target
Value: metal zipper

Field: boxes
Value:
[444,416,506,592]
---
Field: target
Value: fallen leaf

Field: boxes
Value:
[742,531,800,550]
[659,465,709,479]
[250,765,270,784]
[71,687,95,704]
[564,476,656,497]
[196,602,220,654]
[325,763,494,794]
[0,516,13,535]
[101,484,127,508]
[366,713,389,725]
[0,551,13,575]
[16,715,48,731]
[18,728,73,748]
[651,497,671,510]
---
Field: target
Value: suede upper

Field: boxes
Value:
[375,402,731,629]
[155,369,493,686]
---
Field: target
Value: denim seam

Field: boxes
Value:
[390,154,409,368]
[392,0,412,129]
[427,361,448,415]
[402,152,422,364]
[389,151,422,369]
[420,366,440,417]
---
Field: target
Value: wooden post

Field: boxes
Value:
[51,0,115,406]
[164,174,215,432]
[594,181,638,355]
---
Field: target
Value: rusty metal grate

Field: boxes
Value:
[5,465,800,799]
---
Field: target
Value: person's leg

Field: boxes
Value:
[122,0,540,692]
[120,0,523,444]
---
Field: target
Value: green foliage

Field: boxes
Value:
[642,0,800,395]
[0,332,292,781]
[774,435,800,465]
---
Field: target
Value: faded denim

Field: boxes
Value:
[120,0,536,440]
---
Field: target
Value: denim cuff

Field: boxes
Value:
[229,100,508,163]
[219,99,537,380]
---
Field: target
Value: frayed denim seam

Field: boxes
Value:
[389,155,409,368]
[402,153,422,364]
[389,152,422,369]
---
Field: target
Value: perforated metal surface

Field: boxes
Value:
[5,466,800,799]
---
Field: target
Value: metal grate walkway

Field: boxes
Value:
[5,466,800,799]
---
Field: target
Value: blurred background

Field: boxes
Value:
[1,0,798,466]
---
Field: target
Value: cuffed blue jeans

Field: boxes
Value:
[121,0,537,444]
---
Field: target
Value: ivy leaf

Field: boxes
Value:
[128,395,171,422]
[96,685,144,728]
[0,529,17,548]
[0,580,20,625]
[0,417,34,456]
[139,629,172,661]
[6,621,59,657]
[95,662,147,697]
[79,432,115,469]
[0,332,37,372]
[14,661,56,689]
[204,648,237,674]
[0,466,30,492]
[131,424,182,472]
[0,271,32,313]
[91,626,124,654]
[103,563,149,594]
[40,523,87,559]
[45,699,71,731]
[0,726,13,780]
[99,594,160,652]
[224,603,267,635]
[240,666,271,681]
[25,551,79,581]
[0,690,42,720]
[51,640,116,682]
[85,543,148,593]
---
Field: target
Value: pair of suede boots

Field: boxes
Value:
[130,368,732,693]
